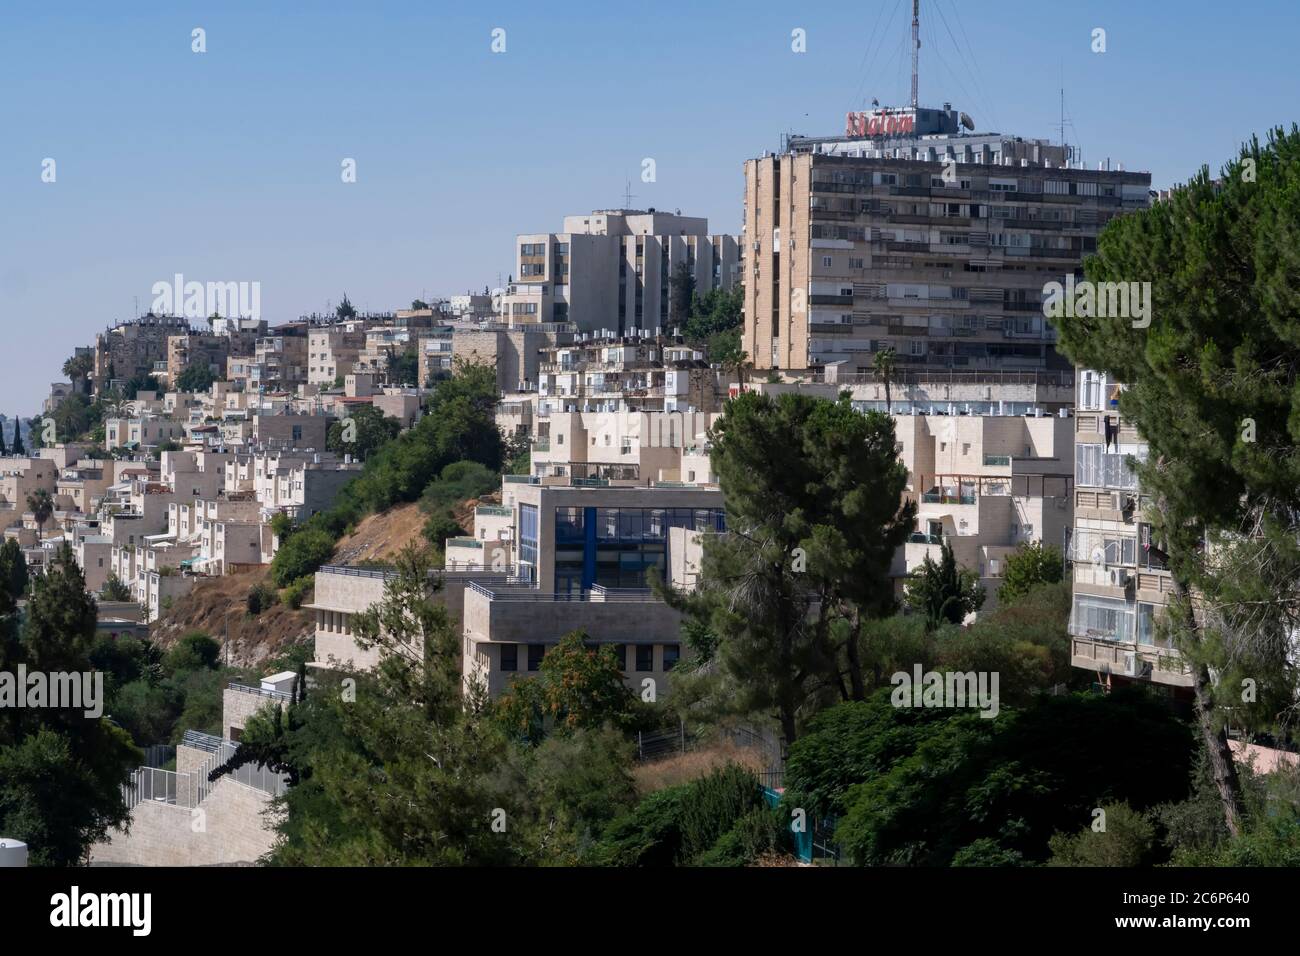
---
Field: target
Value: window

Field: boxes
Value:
[527,644,545,671]
[822,256,833,268]
[635,645,654,672]
[609,644,626,669]
[1071,594,1134,643]
[1080,370,1104,410]
[500,643,518,672]
[662,644,680,670]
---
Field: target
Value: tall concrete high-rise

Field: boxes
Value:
[743,105,1151,375]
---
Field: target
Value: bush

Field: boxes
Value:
[247,582,279,616]
[283,576,313,611]
[593,764,766,866]
[1047,802,1158,867]
[271,529,335,588]
[163,632,221,675]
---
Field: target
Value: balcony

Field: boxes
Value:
[1069,636,1193,688]
[920,492,976,505]
[982,455,1011,467]
[907,532,943,545]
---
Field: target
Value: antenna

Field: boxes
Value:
[910,0,920,109]
[622,180,636,209]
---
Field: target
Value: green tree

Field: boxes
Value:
[1050,127,1300,835]
[351,545,464,723]
[335,294,357,320]
[668,262,696,329]
[658,391,915,745]
[411,299,430,310]
[872,347,897,414]
[996,542,1064,605]
[175,365,216,393]
[270,529,335,588]
[0,545,139,864]
[327,404,401,461]
[123,375,160,400]
[10,415,24,455]
[384,347,420,387]
[99,573,132,602]
[0,538,29,612]
[62,354,94,393]
[904,542,985,629]
[494,631,634,743]
[1047,802,1158,867]
[787,689,1195,866]
[26,488,53,542]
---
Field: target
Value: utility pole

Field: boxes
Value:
[910,0,920,109]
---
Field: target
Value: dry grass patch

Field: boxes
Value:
[633,741,769,795]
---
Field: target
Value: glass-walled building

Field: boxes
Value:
[504,480,726,595]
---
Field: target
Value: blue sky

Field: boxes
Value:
[1,0,1296,414]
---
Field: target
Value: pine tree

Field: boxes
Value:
[1053,125,1300,836]
[658,391,915,745]
[11,416,24,456]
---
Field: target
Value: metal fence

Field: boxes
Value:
[121,738,289,812]
[141,744,176,769]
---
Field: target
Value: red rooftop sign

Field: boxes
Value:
[845,110,915,138]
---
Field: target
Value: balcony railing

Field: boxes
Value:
[227,681,293,703]
[920,492,976,505]
[907,532,944,545]
[982,455,1011,467]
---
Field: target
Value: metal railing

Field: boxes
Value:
[316,564,392,580]
[182,729,224,753]
[122,738,289,812]
[227,681,294,703]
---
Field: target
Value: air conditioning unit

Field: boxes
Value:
[1122,651,1138,676]
[1108,567,1130,587]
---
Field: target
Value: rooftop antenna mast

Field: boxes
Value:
[622,180,636,209]
[910,0,920,108]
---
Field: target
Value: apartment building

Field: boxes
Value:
[105,417,186,451]
[251,413,330,452]
[448,324,577,394]
[1067,367,1191,690]
[498,209,740,333]
[166,333,231,384]
[307,328,366,386]
[743,105,1151,374]
[892,407,1073,612]
[93,314,192,392]
[530,408,718,485]
[536,334,731,416]
[0,455,57,534]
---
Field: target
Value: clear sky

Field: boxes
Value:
[2,0,1297,414]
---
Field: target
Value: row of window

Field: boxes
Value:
[498,642,680,672]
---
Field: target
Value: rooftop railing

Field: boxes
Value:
[227,680,293,703]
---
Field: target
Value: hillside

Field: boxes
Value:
[331,492,498,565]
[149,566,314,668]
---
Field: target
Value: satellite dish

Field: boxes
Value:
[960,112,975,131]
